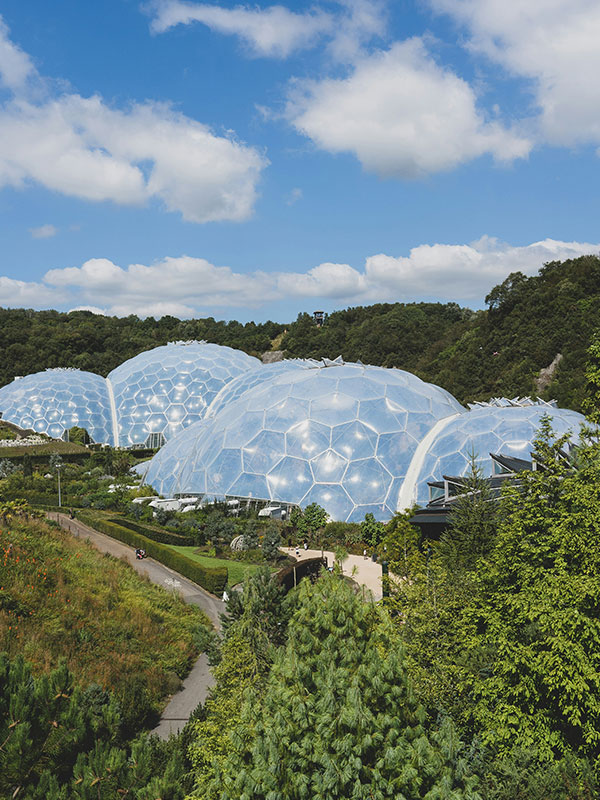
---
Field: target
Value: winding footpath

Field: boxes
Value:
[47,512,225,738]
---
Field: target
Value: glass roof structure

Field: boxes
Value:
[0,368,115,445]
[407,404,585,507]
[206,359,312,418]
[107,341,259,447]
[141,362,465,522]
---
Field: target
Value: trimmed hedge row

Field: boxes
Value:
[108,517,195,546]
[3,492,83,507]
[77,512,227,596]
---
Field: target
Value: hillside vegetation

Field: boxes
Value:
[0,506,211,731]
[1,254,599,409]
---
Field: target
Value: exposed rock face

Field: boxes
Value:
[262,350,284,364]
[535,353,563,394]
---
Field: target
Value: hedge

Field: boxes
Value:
[108,517,195,546]
[77,512,227,596]
[2,492,83,508]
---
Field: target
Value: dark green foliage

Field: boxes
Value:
[360,511,385,550]
[77,512,227,594]
[206,574,480,800]
[0,308,285,386]
[22,452,32,477]
[260,523,281,560]
[437,457,499,573]
[205,510,236,549]
[242,519,259,550]
[0,653,194,799]
[221,565,290,648]
[108,516,195,545]
[3,255,600,410]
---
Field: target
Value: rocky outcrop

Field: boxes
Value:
[262,350,284,364]
[535,353,563,394]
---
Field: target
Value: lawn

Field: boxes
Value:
[168,546,266,587]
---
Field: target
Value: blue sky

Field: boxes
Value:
[0,0,598,321]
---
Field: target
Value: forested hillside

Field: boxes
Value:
[1,254,599,410]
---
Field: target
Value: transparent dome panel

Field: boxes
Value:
[0,369,114,445]
[108,342,259,446]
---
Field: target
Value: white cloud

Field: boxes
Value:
[430,0,600,147]
[364,237,600,300]
[287,39,531,177]
[149,0,388,61]
[0,17,266,222]
[150,0,333,58]
[0,275,63,308]
[29,223,57,239]
[1,238,598,316]
[44,255,278,314]
[0,17,35,92]
[285,187,302,205]
[276,261,367,297]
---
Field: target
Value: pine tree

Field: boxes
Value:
[208,574,480,800]
[437,454,499,573]
[261,524,281,560]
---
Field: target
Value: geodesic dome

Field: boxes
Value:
[206,359,312,418]
[0,368,115,444]
[141,362,465,521]
[107,341,259,447]
[408,404,585,507]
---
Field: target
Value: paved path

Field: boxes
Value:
[47,513,225,737]
[284,547,383,601]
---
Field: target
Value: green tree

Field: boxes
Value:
[260,524,281,560]
[208,574,480,800]
[242,519,259,550]
[437,454,499,574]
[21,452,32,478]
[582,328,600,423]
[360,511,384,551]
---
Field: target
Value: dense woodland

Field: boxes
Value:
[1,254,600,410]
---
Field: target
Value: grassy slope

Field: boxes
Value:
[168,545,266,586]
[0,513,211,711]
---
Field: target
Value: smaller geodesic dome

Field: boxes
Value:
[107,341,259,447]
[0,368,115,444]
[407,402,585,507]
[140,361,465,521]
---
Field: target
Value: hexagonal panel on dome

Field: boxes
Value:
[0,368,115,445]
[139,361,465,521]
[108,341,259,446]
[207,359,312,418]
[410,405,585,507]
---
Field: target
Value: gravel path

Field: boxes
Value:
[47,512,225,738]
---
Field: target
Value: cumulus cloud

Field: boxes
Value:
[29,223,57,239]
[149,0,386,61]
[150,0,333,57]
[430,0,600,147]
[287,39,531,177]
[0,17,35,92]
[364,237,600,300]
[0,17,266,222]
[44,255,278,315]
[1,237,595,317]
[0,275,63,308]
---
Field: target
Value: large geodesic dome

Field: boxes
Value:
[141,362,465,522]
[0,368,115,445]
[107,341,259,447]
[206,359,312,418]
[408,403,585,507]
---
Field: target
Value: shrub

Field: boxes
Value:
[78,512,227,595]
[108,516,195,546]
